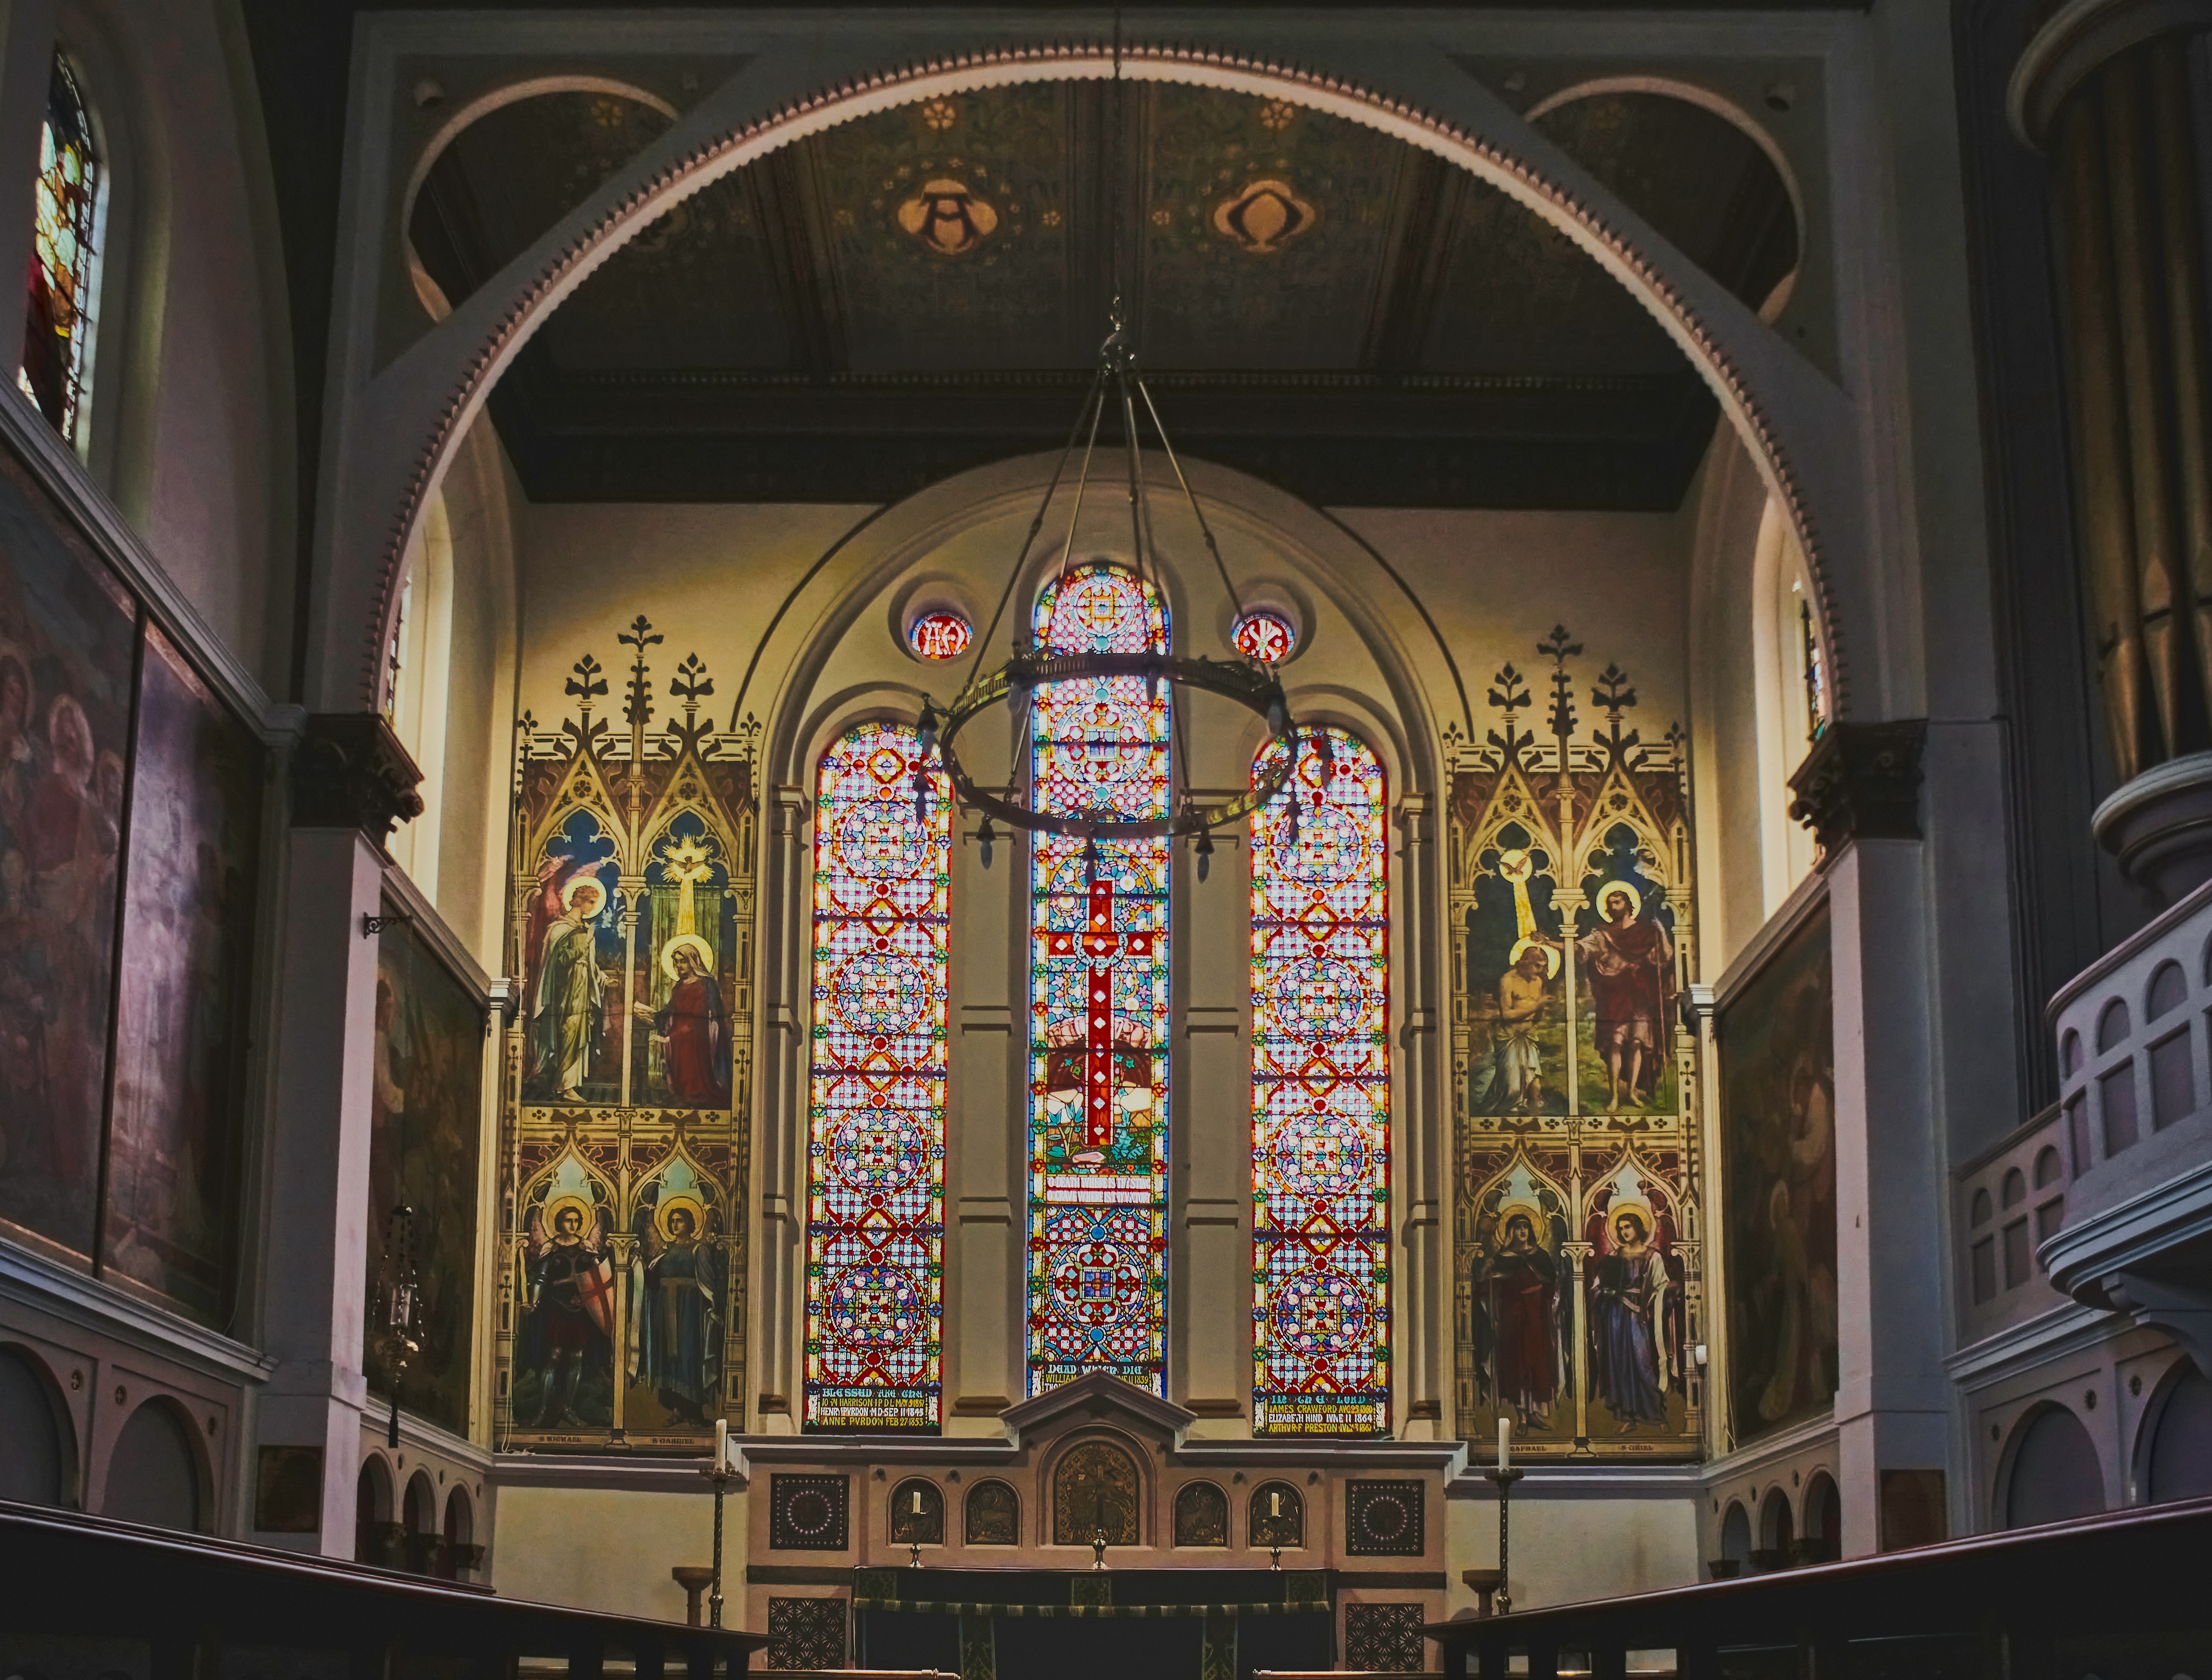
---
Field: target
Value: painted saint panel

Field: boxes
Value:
[1718,905,1836,1444]
[1463,821,1567,1117]
[626,1138,735,1440]
[804,721,949,1431]
[1027,562,1171,1398]
[0,444,136,1267]
[363,912,485,1438]
[521,809,622,1105]
[104,624,263,1322]
[1575,828,1678,1117]
[1449,632,1703,1461]
[1250,726,1389,1435]
[496,637,756,1451]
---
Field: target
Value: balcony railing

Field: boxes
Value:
[2041,877,2212,1363]
[0,1499,766,1677]
[1427,1495,2212,1680]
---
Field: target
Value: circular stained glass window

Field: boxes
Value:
[908,610,973,660]
[1234,610,1296,664]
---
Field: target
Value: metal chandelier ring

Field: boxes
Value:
[937,651,1298,840]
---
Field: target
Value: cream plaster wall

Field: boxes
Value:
[1444,1490,1701,1614]
[78,0,292,691]
[494,1483,744,1621]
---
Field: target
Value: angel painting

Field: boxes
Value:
[629,1188,724,1426]
[520,1195,615,1428]
[1585,1197,1686,1434]
[1469,1199,1569,1431]
[526,856,610,1102]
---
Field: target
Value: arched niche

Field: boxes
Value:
[1801,1471,1841,1563]
[1050,1437,1142,1547]
[100,1397,206,1533]
[1172,1480,1229,1548]
[2001,1403,2105,1529]
[2137,1359,2212,1505]
[964,1478,1020,1546]
[1719,1499,1752,1566]
[356,1452,396,1564]
[0,1344,76,1507]
[890,1476,946,1546]
[1249,1478,1305,1550]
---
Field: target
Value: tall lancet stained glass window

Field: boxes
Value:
[17,52,101,445]
[1251,727,1390,1434]
[1028,562,1172,1397]
[805,721,951,1430]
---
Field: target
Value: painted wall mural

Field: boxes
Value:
[0,441,265,1328]
[363,911,486,1438]
[495,625,756,1450]
[1717,906,1836,1446]
[105,624,262,1321]
[1449,628,1703,1460]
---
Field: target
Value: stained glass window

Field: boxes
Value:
[908,611,973,661]
[17,53,101,446]
[1233,611,1296,665]
[1250,727,1390,1434]
[804,721,950,1430]
[1028,561,1171,1397]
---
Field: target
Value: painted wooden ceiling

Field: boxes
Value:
[410,82,1796,506]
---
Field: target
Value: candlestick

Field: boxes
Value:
[1485,1465,1524,1616]
[703,1418,735,1628]
[1498,1416,1511,1469]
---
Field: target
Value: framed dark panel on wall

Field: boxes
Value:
[0,442,141,1270]
[363,908,487,1438]
[1717,901,1837,1447]
[105,622,265,1323]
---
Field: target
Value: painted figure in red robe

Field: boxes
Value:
[635,935,728,1108]
[1576,882,1676,1108]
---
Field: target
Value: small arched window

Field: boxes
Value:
[2001,1168,2026,1209]
[17,50,103,449]
[2061,1029,2081,1077]
[1969,1187,1993,1227]
[2033,1146,2063,1190]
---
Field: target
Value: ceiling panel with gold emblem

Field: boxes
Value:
[405,80,1799,507]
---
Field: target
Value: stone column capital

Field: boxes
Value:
[291,712,424,854]
[1785,720,1928,859]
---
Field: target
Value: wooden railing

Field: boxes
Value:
[0,1499,767,1677]
[1427,1495,2212,1680]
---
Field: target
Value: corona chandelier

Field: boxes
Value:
[916,303,1304,868]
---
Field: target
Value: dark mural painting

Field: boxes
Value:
[1720,906,1838,1445]
[364,913,485,1438]
[105,624,264,1322]
[0,445,137,1266]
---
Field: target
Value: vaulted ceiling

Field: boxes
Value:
[408,80,1796,508]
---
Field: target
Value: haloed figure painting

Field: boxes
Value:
[1719,906,1837,1444]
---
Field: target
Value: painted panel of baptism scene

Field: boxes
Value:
[1449,629,1705,1460]
[495,624,756,1452]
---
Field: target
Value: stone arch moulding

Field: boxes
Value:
[316,21,1866,719]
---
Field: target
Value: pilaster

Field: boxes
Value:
[252,715,420,1554]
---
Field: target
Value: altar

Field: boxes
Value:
[738,1377,1461,1679]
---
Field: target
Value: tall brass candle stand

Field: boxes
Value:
[703,1448,737,1627]
[1484,1466,1523,1616]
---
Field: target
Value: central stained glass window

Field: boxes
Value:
[1027,561,1172,1396]
[804,721,950,1430]
[1250,727,1390,1434]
